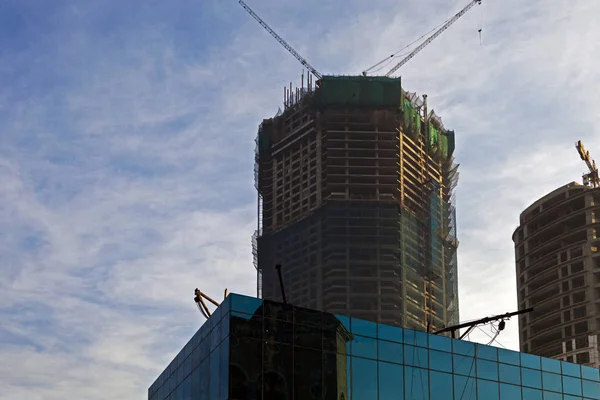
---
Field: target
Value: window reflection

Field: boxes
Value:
[562,375,582,396]
[404,345,429,369]
[476,344,498,361]
[497,348,520,366]
[379,361,403,399]
[428,334,451,352]
[378,340,403,364]
[522,387,542,400]
[294,346,322,399]
[476,359,498,381]
[499,362,521,385]
[378,323,403,343]
[453,339,476,356]
[405,366,428,400]
[522,367,542,389]
[542,391,562,400]
[500,383,521,400]
[583,379,600,398]
[352,357,378,399]
[429,370,452,400]
[352,335,377,359]
[582,365,600,381]
[264,318,293,345]
[230,294,262,315]
[454,354,476,377]
[520,353,541,370]
[541,357,561,374]
[542,372,562,393]
[429,349,452,373]
[351,318,377,338]
[404,329,428,348]
[477,378,499,400]
[263,342,293,400]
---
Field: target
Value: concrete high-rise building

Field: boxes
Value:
[513,182,600,367]
[252,75,460,332]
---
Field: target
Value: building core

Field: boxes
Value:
[253,75,460,332]
[514,182,600,366]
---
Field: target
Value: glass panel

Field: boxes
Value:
[562,375,582,396]
[428,334,452,352]
[263,342,293,399]
[209,347,220,400]
[352,335,377,359]
[230,294,262,315]
[582,365,600,381]
[210,323,221,352]
[521,353,541,370]
[477,359,499,381]
[454,354,477,377]
[378,323,403,343]
[220,293,230,314]
[229,337,260,399]
[542,391,562,400]
[220,313,229,341]
[230,312,262,340]
[297,306,324,327]
[583,379,600,399]
[335,314,351,332]
[199,358,209,400]
[454,375,477,400]
[294,347,322,399]
[564,395,582,400]
[379,362,403,399]
[352,357,378,399]
[295,323,322,350]
[219,338,229,400]
[404,329,428,348]
[498,348,520,366]
[429,370,453,400]
[499,362,521,385]
[477,379,499,400]
[542,372,562,393]
[378,340,403,364]
[182,375,192,400]
[429,349,453,373]
[404,345,429,368]
[191,366,200,398]
[264,318,293,344]
[542,357,562,374]
[561,361,581,378]
[351,318,377,338]
[477,344,498,361]
[522,387,543,400]
[405,367,429,400]
[500,383,522,400]
[210,304,222,330]
[454,339,476,356]
[522,367,542,389]
[263,299,293,321]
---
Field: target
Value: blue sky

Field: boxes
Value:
[1,0,599,398]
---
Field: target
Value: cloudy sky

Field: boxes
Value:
[1,0,599,398]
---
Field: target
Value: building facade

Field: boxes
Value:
[513,182,600,366]
[253,75,459,332]
[148,293,600,400]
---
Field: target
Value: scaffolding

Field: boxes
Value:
[254,75,459,331]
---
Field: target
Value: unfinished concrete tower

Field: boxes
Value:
[514,182,600,367]
[252,75,459,331]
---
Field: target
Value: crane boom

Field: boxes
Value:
[238,0,323,80]
[576,140,600,188]
[385,0,481,77]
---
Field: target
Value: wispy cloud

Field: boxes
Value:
[1,0,599,398]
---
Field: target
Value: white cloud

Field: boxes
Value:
[2,0,600,398]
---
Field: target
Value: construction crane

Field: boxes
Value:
[576,140,600,188]
[194,288,228,320]
[238,0,323,80]
[363,0,482,77]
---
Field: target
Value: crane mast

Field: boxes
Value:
[384,0,482,77]
[238,0,323,80]
[576,140,600,188]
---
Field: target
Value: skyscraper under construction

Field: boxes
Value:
[252,75,459,332]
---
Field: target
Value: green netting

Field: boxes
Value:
[441,135,448,159]
[316,75,402,108]
[428,124,439,150]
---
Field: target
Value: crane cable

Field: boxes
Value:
[363,18,451,76]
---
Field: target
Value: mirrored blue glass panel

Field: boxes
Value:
[404,345,429,368]
[522,387,543,400]
[352,335,377,359]
[429,349,453,373]
[476,359,499,381]
[583,379,600,399]
[377,323,403,343]
[429,334,452,352]
[499,362,521,385]
[351,317,377,338]
[500,383,521,400]
[542,372,562,393]
[429,370,452,400]
[521,353,541,370]
[498,348,520,366]
[378,339,403,364]
[405,366,428,400]
[477,379,499,400]
[542,357,562,374]
[379,361,403,399]
[404,329,428,348]
[522,367,542,389]
[352,357,378,399]
[454,375,476,400]
[563,375,582,396]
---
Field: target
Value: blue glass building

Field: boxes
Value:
[148,293,600,400]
